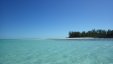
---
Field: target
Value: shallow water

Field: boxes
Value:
[0,39,113,64]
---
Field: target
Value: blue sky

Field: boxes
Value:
[0,0,113,39]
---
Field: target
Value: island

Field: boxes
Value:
[68,29,113,38]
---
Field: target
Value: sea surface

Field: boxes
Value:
[0,39,113,64]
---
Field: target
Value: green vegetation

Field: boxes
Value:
[68,29,113,38]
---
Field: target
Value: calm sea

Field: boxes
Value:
[0,39,113,64]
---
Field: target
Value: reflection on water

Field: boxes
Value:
[0,39,113,64]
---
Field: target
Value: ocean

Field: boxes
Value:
[0,39,113,64]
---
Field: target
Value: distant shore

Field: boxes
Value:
[65,37,95,39]
[68,29,113,38]
[51,37,113,40]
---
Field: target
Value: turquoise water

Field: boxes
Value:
[0,39,113,64]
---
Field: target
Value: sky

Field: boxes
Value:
[0,0,113,39]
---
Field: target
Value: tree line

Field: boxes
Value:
[68,29,113,38]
